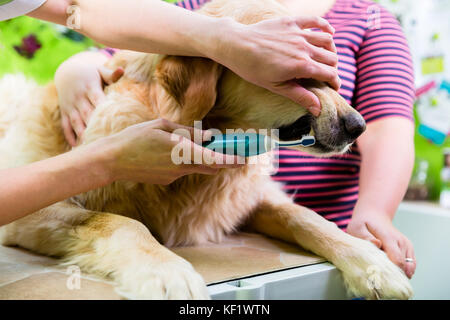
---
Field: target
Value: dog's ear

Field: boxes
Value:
[153,56,223,126]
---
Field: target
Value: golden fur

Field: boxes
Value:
[0,0,412,299]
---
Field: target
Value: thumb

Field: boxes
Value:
[154,119,213,143]
[369,237,382,249]
[154,119,245,168]
[274,81,321,116]
[349,224,382,248]
[174,136,244,169]
[359,228,382,248]
[99,66,124,85]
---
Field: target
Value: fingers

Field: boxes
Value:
[99,66,124,85]
[63,98,94,145]
[300,60,341,90]
[111,67,125,83]
[69,111,86,142]
[294,20,339,87]
[274,81,321,116]
[170,135,244,172]
[371,238,382,249]
[382,240,407,274]
[302,30,337,53]
[153,119,213,143]
[403,239,416,278]
[138,119,245,173]
[366,222,416,278]
[347,222,382,248]
[61,114,77,147]
[87,87,106,108]
[185,138,244,169]
[359,225,383,248]
[307,43,339,67]
[77,99,95,125]
[295,16,335,34]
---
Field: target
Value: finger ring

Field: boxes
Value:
[405,257,414,263]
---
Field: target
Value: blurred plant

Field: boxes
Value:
[13,34,41,58]
[0,16,98,84]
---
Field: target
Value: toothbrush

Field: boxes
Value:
[202,133,315,157]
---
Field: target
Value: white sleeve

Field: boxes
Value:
[0,0,47,21]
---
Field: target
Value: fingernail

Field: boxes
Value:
[308,106,321,117]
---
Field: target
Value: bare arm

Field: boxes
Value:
[347,117,416,278]
[29,0,223,56]
[0,142,110,225]
[0,120,242,226]
[28,0,340,114]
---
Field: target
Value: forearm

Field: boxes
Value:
[29,0,232,58]
[0,143,112,226]
[79,0,228,57]
[353,118,415,220]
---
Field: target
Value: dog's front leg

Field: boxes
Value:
[0,202,209,300]
[247,200,413,299]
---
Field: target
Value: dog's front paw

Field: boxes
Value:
[117,258,209,300]
[335,237,413,300]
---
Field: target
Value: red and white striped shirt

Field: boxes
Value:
[271,0,415,230]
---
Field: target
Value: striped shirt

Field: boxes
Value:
[178,0,415,230]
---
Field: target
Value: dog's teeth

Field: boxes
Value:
[301,128,315,139]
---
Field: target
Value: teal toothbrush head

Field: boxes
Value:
[202,133,315,157]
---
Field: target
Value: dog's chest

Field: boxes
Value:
[81,166,272,246]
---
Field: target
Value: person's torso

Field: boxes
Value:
[273,0,378,230]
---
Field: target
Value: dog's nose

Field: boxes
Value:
[343,113,366,140]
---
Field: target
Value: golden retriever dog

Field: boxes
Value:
[0,0,412,299]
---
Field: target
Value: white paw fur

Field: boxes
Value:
[335,237,413,300]
[116,259,210,300]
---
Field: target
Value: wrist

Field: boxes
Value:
[77,139,117,186]
[193,16,245,63]
[352,204,392,223]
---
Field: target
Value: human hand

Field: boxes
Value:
[212,16,340,116]
[347,213,416,278]
[55,51,124,146]
[97,119,244,185]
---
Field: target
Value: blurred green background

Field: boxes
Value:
[0,0,448,200]
[0,0,178,84]
[0,17,96,84]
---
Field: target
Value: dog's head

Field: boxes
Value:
[146,57,366,157]
[113,0,366,157]
[208,71,365,156]
[148,56,365,157]
[150,0,365,157]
